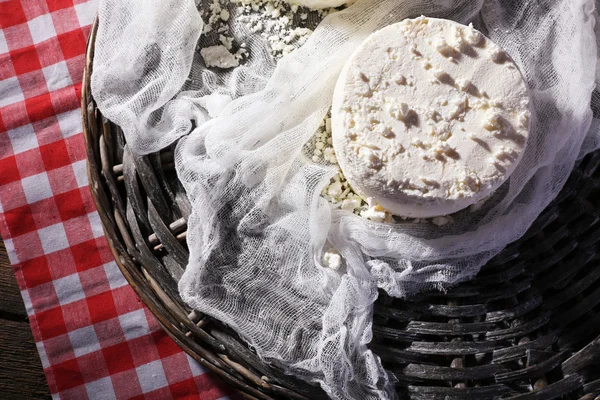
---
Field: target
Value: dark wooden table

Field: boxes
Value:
[0,238,51,399]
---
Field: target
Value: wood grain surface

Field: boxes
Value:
[0,240,27,319]
[0,239,51,399]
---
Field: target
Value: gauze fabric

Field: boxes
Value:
[91,0,600,398]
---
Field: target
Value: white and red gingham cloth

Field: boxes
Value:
[0,1,236,399]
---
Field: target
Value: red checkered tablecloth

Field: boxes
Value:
[0,1,235,399]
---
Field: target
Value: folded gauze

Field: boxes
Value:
[91,0,600,398]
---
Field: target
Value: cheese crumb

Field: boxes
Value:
[454,171,481,193]
[201,45,240,68]
[489,47,507,63]
[435,38,454,57]
[430,122,452,141]
[464,23,483,46]
[456,78,471,92]
[412,138,429,149]
[327,180,343,197]
[341,199,361,212]
[429,140,457,160]
[449,25,465,49]
[235,0,339,59]
[361,204,387,222]
[483,112,503,131]
[390,102,412,121]
[494,146,518,162]
[518,111,530,129]
[323,249,342,270]
[448,96,469,121]
[219,34,234,50]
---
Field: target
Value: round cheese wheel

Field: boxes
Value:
[331,17,531,218]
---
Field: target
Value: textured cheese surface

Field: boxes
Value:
[331,17,531,218]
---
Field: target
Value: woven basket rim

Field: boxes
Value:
[81,18,308,400]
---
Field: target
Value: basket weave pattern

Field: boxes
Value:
[82,19,600,400]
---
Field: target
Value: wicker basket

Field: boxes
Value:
[82,18,600,400]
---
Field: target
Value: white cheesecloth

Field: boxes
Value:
[91,0,600,398]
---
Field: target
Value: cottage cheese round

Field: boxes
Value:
[331,17,531,218]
